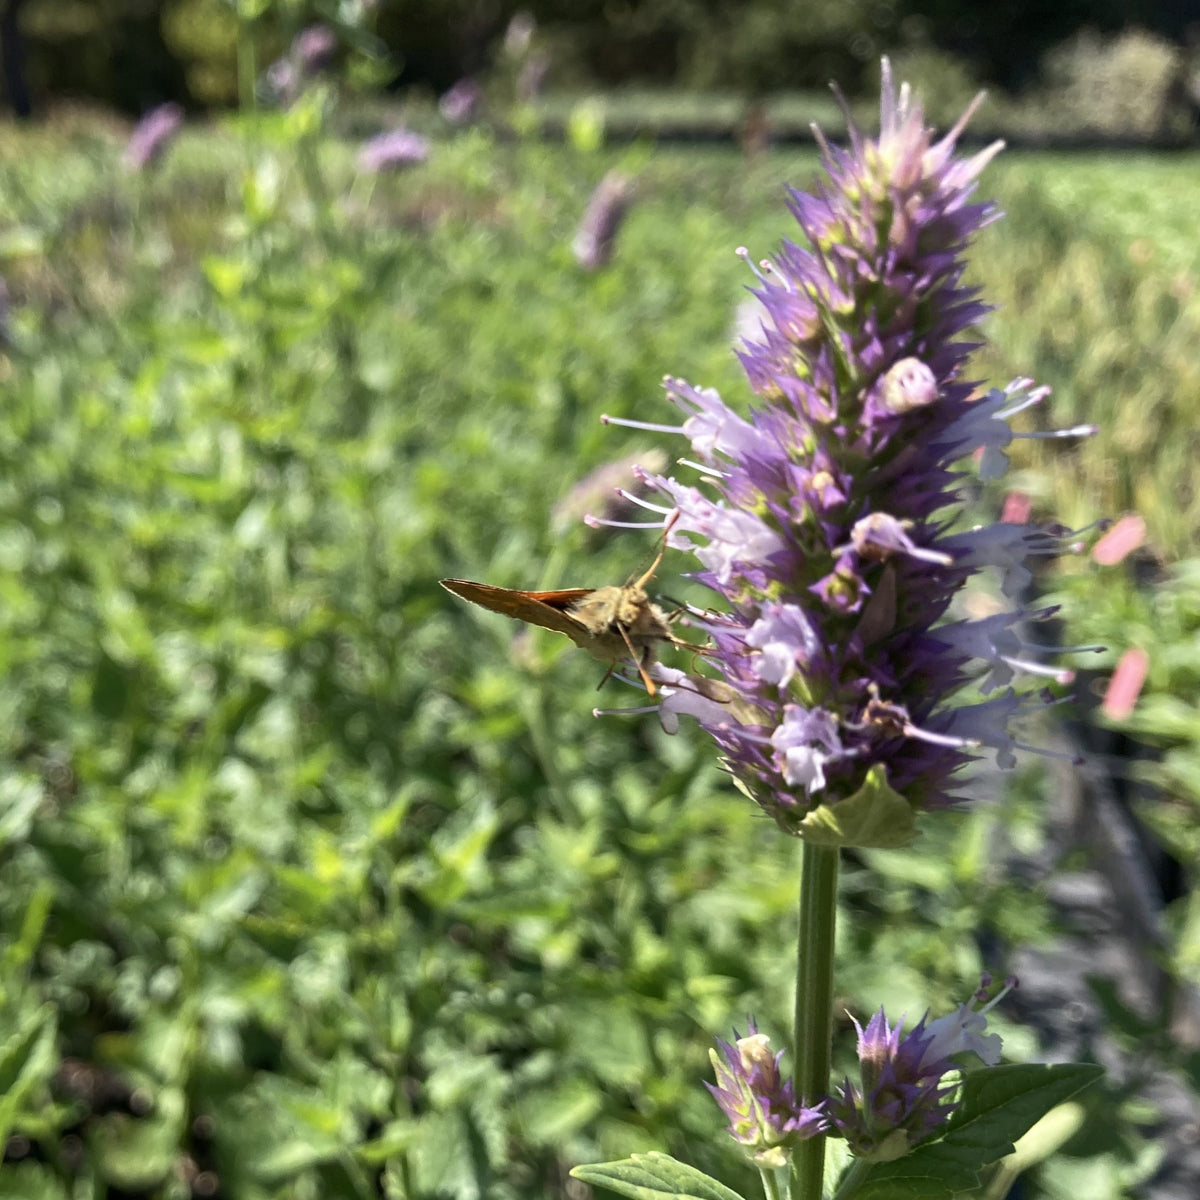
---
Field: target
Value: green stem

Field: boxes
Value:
[235,4,258,113]
[294,132,359,388]
[759,1166,785,1200]
[829,1156,870,1200]
[790,841,839,1200]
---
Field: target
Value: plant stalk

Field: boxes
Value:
[790,841,838,1200]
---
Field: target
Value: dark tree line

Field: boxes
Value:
[3,0,1200,115]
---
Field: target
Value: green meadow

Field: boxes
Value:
[1,107,1198,1197]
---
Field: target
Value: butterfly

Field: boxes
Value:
[441,521,687,695]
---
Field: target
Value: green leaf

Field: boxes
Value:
[850,1063,1104,1199]
[799,765,916,848]
[91,1087,187,1189]
[0,1005,58,1144]
[570,1152,747,1200]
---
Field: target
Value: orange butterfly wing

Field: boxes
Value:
[439,579,596,648]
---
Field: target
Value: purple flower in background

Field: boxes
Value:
[440,77,483,125]
[263,24,338,106]
[123,103,183,171]
[357,129,431,173]
[264,57,300,106]
[828,977,1012,1161]
[516,51,549,101]
[573,171,634,271]
[595,61,1095,841]
[503,10,536,59]
[293,24,337,75]
[709,1023,828,1167]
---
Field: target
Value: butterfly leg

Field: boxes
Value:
[617,625,658,695]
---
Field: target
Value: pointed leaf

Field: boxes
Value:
[850,1063,1103,1199]
[799,765,915,848]
[570,1152,747,1200]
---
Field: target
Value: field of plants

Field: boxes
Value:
[2,91,1200,1199]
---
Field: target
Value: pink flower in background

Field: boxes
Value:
[1102,647,1149,720]
[1001,491,1032,524]
[1091,514,1146,565]
[123,103,184,171]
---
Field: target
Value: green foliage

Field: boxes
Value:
[976,154,1200,557]
[1037,28,1184,140]
[0,102,1191,1198]
[572,1151,748,1200]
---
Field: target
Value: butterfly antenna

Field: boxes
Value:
[633,510,680,591]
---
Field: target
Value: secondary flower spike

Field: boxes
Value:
[828,976,1013,1161]
[708,1023,827,1168]
[594,60,1094,842]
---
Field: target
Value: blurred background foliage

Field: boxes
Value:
[2,0,1200,135]
[2,4,1200,1200]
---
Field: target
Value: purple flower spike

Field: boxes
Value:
[440,77,483,125]
[595,60,1094,843]
[293,24,337,75]
[708,1022,828,1168]
[123,103,184,172]
[357,129,431,173]
[573,171,634,271]
[829,977,1014,1161]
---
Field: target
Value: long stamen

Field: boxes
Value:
[593,704,657,719]
[678,458,727,477]
[995,385,1050,419]
[735,245,770,286]
[615,488,676,514]
[583,515,665,530]
[902,724,982,750]
[1011,424,1099,441]
[601,413,685,435]
[997,655,1075,685]
[975,976,1017,1013]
